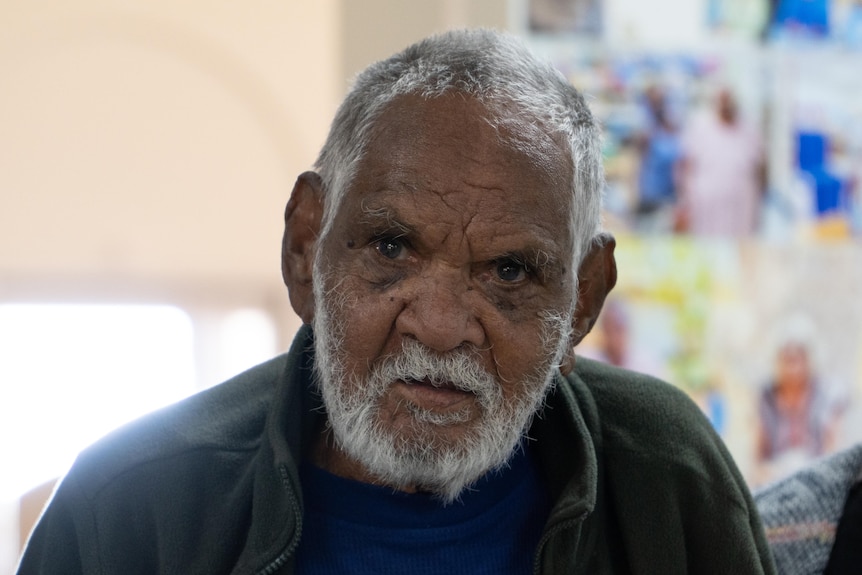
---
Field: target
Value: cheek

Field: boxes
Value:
[484,317,558,391]
[480,290,573,388]
[328,278,405,374]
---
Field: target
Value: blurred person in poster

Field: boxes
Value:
[633,85,682,233]
[578,298,728,435]
[578,298,666,379]
[677,87,766,236]
[756,317,841,484]
[529,0,601,35]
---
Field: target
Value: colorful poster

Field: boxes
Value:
[577,237,862,485]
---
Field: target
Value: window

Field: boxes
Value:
[0,304,196,502]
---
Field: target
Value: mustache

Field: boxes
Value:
[369,339,501,402]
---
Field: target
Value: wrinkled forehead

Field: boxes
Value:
[352,93,574,215]
[314,94,579,279]
[380,93,570,169]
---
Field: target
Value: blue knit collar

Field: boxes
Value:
[300,441,537,529]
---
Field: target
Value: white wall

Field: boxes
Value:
[0,2,340,289]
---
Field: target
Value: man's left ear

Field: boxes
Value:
[559,233,618,376]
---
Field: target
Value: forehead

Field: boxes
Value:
[338,94,573,244]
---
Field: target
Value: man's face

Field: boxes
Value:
[776,343,811,389]
[311,94,576,501]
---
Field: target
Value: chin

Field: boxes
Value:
[336,408,527,504]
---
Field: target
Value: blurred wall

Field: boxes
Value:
[340,0,508,92]
[1,1,337,287]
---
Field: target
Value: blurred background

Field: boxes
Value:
[2,0,862,571]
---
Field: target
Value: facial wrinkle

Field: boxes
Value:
[359,201,413,236]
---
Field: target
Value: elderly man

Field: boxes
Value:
[18,30,775,574]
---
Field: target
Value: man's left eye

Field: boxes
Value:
[495,259,527,282]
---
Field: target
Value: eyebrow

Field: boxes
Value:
[359,201,414,236]
[504,247,562,276]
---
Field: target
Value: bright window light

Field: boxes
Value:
[0,304,196,503]
[217,308,278,381]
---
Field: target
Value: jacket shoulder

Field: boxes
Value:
[572,358,713,444]
[69,353,291,498]
[19,354,297,574]
[569,357,742,490]
[566,358,775,573]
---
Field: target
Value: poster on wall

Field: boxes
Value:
[706,0,771,38]
[522,0,862,490]
[577,237,862,486]
[528,0,602,35]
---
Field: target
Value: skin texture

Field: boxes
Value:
[282,93,616,492]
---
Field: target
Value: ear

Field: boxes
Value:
[282,171,324,325]
[559,233,618,376]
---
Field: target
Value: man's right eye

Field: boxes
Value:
[375,238,404,260]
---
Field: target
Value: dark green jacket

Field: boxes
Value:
[18,326,775,574]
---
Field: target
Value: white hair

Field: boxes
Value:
[314,28,605,269]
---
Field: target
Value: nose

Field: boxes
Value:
[395,265,485,352]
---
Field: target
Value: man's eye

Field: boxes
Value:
[375,238,405,260]
[495,259,527,282]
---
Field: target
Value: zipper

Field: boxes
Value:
[255,465,303,575]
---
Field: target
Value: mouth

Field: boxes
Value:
[404,377,461,390]
[396,378,475,410]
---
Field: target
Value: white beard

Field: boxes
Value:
[311,270,573,503]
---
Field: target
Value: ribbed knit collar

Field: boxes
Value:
[299,441,539,528]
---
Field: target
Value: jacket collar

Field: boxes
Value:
[529,370,601,573]
[532,371,599,522]
[235,325,322,574]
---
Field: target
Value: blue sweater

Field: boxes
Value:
[294,445,550,574]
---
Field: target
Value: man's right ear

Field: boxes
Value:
[282,171,324,325]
